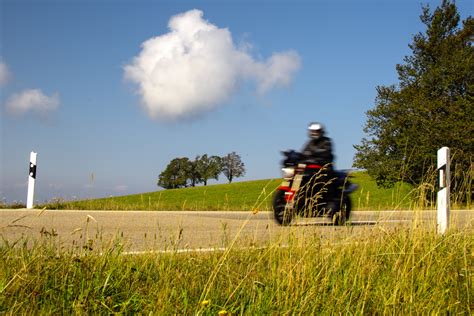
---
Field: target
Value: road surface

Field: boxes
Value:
[1,209,472,253]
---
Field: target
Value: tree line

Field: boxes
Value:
[157,152,245,189]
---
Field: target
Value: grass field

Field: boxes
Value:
[41,171,418,211]
[2,172,472,313]
[1,226,472,314]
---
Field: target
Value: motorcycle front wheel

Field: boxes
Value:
[273,189,294,226]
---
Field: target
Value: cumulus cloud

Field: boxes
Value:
[0,61,11,86]
[124,9,301,120]
[5,89,60,115]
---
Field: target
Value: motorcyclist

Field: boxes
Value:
[300,122,336,212]
[301,122,334,166]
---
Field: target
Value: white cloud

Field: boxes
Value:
[0,61,11,86]
[124,9,301,120]
[252,51,302,95]
[5,89,60,115]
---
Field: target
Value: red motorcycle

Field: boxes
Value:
[273,150,357,226]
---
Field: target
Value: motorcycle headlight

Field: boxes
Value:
[281,167,295,178]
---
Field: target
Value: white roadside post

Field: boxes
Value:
[437,147,450,234]
[27,151,37,209]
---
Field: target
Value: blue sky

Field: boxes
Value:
[1,0,472,204]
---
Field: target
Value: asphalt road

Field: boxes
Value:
[1,209,473,253]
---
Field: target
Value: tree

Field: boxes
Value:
[188,156,202,187]
[221,152,245,183]
[157,157,191,189]
[196,154,222,186]
[353,1,473,199]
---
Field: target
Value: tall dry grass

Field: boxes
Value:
[1,222,472,314]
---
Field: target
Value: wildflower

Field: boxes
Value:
[200,300,210,307]
[218,310,229,316]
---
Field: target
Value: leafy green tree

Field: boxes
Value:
[157,157,191,189]
[221,152,245,183]
[353,1,473,197]
[196,154,222,186]
[188,156,202,187]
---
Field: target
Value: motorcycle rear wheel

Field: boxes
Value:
[273,189,294,226]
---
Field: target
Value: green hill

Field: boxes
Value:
[44,172,416,211]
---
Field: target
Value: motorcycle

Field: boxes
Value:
[273,150,358,226]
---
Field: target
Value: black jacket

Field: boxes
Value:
[301,136,334,165]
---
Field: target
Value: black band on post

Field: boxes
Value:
[29,163,37,179]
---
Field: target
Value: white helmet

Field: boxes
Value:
[308,122,324,140]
